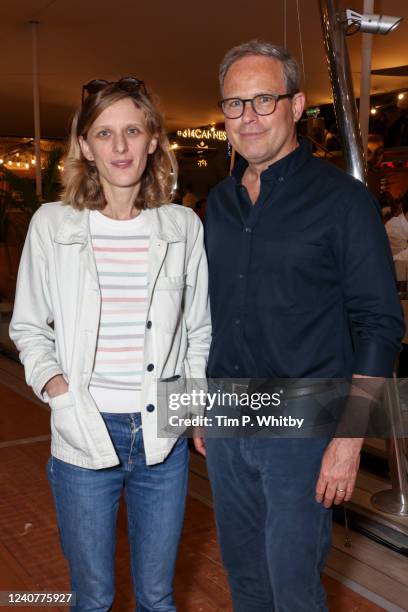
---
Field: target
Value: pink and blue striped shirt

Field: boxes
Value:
[89,210,150,413]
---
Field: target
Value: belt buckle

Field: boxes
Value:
[231,382,248,395]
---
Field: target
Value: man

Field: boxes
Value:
[386,191,408,256]
[196,41,403,611]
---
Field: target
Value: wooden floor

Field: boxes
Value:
[0,355,401,611]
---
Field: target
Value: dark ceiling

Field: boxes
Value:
[1,0,407,138]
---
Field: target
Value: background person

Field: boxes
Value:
[182,183,198,207]
[10,77,210,612]
[385,190,408,255]
[193,198,206,222]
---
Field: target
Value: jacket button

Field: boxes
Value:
[146,404,155,413]
[146,320,152,329]
[147,363,154,372]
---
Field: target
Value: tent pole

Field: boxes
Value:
[359,0,375,154]
[318,0,367,183]
[30,20,42,200]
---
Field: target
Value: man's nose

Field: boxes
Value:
[241,100,258,122]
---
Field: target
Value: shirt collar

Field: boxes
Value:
[54,204,185,245]
[231,137,312,184]
[399,212,408,231]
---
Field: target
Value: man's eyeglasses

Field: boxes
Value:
[82,76,146,104]
[218,93,296,119]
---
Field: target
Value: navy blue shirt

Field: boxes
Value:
[205,140,404,379]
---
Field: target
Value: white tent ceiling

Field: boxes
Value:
[1,0,407,138]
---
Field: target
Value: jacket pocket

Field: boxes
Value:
[153,274,186,333]
[49,391,87,452]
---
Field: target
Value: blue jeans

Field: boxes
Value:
[47,413,188,612]
[205,436,332,612]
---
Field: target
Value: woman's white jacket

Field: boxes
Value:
[10,202,211,468]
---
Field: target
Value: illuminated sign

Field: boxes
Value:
[177,128,227,141]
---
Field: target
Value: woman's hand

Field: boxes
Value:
[44,375,69,399]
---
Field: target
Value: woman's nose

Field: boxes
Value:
[113,133,128,153]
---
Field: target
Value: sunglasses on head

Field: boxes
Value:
[81,76,147,104]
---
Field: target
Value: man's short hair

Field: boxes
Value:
[219,40,300,94]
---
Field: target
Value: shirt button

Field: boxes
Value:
[146,320,152,329]
[235,319,241,325]
[244,227,252,233]
[147,363,154,372]
[234,365,239,371]
[146,404,155,413]
[238,273,245,279]
[278,176,284,182]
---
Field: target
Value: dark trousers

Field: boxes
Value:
[205,436,332,612]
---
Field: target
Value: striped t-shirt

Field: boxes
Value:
[88,209,150,413]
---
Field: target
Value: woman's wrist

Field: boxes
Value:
[44,374,68,399]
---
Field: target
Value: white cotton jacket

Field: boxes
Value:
[10,202,211,468]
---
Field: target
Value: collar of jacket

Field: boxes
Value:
[54,204,186,245]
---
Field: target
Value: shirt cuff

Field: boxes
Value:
[353,340,399,377]
[33,365,64,402]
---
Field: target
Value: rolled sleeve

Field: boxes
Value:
[339,187,404,376]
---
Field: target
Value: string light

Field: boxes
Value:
[0,159,3,165]
[370,108,377,115]
[398,92,405,100]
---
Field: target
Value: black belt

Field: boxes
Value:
[224,380,337,400]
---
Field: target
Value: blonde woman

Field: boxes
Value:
[10,77,210,612]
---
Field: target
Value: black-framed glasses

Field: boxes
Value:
[218,93,296,119]
[81,76,147,104]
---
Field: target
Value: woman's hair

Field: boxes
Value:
[61,83,177,210]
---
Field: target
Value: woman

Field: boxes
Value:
[10,77,210,611]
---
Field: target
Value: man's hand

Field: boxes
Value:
[192,428,206,456]
[315,437,363,508]
[44,374,68,399]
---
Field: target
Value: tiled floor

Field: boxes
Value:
[0,381,385,611]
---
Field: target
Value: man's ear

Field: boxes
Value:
[292,92,306,123]
[79,135,94,161]
[148,135,158,155]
